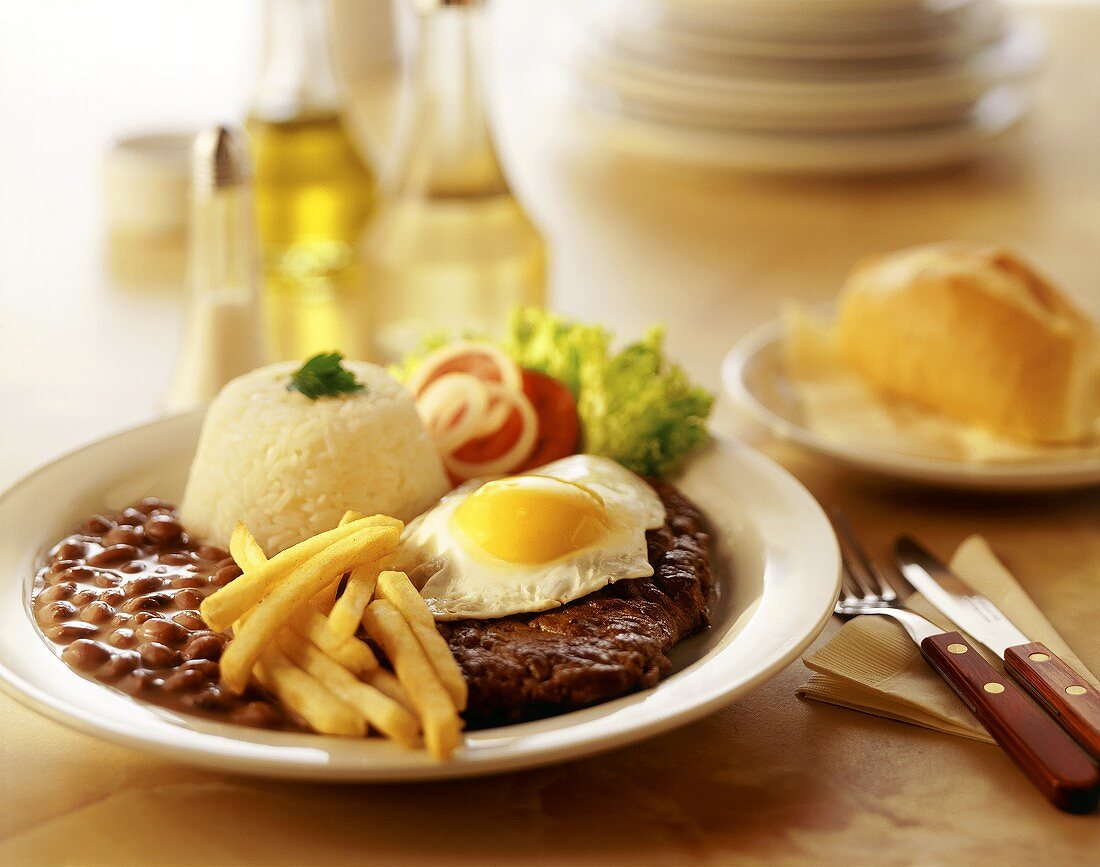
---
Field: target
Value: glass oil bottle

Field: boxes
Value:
[362,0,548,361]
[247,0,377,360]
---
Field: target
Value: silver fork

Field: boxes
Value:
[828,508,1100,814]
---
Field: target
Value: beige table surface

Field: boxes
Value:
[1,1,1098,864]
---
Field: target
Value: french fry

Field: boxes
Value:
[278,630,420,747]
[253,645,366,737]
[310,577,343,614]
[376,571,467,711]
[288,607,379,672]
[220,525,401,693]
[323,509,381,630]
[326,564,382,640]
[202,514,402,631]
[230,522,267,571]
[362,600,462,760]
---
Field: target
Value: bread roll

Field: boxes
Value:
[836,242,1099,444]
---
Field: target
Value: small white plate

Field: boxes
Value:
[722,320,1100,492]
[0,412,839,781]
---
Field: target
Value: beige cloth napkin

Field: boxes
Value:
[798,535,1100,743]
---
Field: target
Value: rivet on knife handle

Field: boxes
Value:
[921,631,1100,814]
[1004,641,1100,762]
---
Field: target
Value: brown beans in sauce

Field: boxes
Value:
[31,502,290,731]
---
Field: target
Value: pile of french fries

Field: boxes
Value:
[199,511,466,759]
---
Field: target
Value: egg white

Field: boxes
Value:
[396,455,667,620]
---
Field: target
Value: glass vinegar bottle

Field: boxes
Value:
[247,0,377,360]
[362,0,547,361]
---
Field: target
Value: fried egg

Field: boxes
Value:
[397,455,666,619]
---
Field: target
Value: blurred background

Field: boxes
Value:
[1,0,1097,486]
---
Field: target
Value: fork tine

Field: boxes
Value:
[839,560,864,601]
[830,508,877,598]
[831,508,897,602]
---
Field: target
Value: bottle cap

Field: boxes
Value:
[192,125,252,194]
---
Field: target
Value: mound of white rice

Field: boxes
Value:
[180,360,449,554]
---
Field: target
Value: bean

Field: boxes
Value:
[196,545,229,563]
[52,564,93,582]
[123,592,175,613]
[172,610,206,631]
[138,641,179,669]
[145,515,183,544]
[230,702,283,728]
[171,574,207,590]
[123,575,164,596]
[92,571,122,588]
[88,544,139,567]
[184,685,233,711]
[181,633,225,662]
[81,515,115,534]
[108,627,136,649]
[39,600,79,623]
[118,669,156,694]
[134,611,164,624]
[179,659,219,679]
[100,588,126,606]
[102,526,143,548]
[109,611,135,629]
[210,565,242,587]
[71,588,99,606]
[158,552,193,566]
[61,639,113,672]
[37,582,77,604]
[135,618,189,647]
[161,668,208,693]
[46,622,98,643]
[173,588,204,610]
[117,508,146,527]
[119,561,146,574]
[80,600,115,624]
[215,557,237,570]
[99,650,140,680]
[55,540,88,561]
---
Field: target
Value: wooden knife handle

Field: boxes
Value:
[921,631,1099,814]
[1005,641,1100,762]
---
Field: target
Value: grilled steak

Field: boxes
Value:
[440,480,712,728]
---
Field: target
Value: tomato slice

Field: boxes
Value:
[517,369,580,471]
[447,369,579,480]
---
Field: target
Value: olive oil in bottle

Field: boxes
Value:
[363,0,547,361]
[247,0,376,360]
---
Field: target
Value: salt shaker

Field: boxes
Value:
[165,126,270,411]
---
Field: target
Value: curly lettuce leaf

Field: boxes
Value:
[504,310,713,475]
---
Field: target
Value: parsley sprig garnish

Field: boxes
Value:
[287,352,365,400]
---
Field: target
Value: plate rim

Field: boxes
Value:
[722,319,1100,491]
[0,412,840,782]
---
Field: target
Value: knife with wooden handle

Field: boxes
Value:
[895,537,1100,763]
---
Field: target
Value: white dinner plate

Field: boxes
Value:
[573,85,1025,174]
[0,412,840,781]
[722,320,1100,492]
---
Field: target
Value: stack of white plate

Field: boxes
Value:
[568,0,1043,173]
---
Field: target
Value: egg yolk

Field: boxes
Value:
[453,476,610,564]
